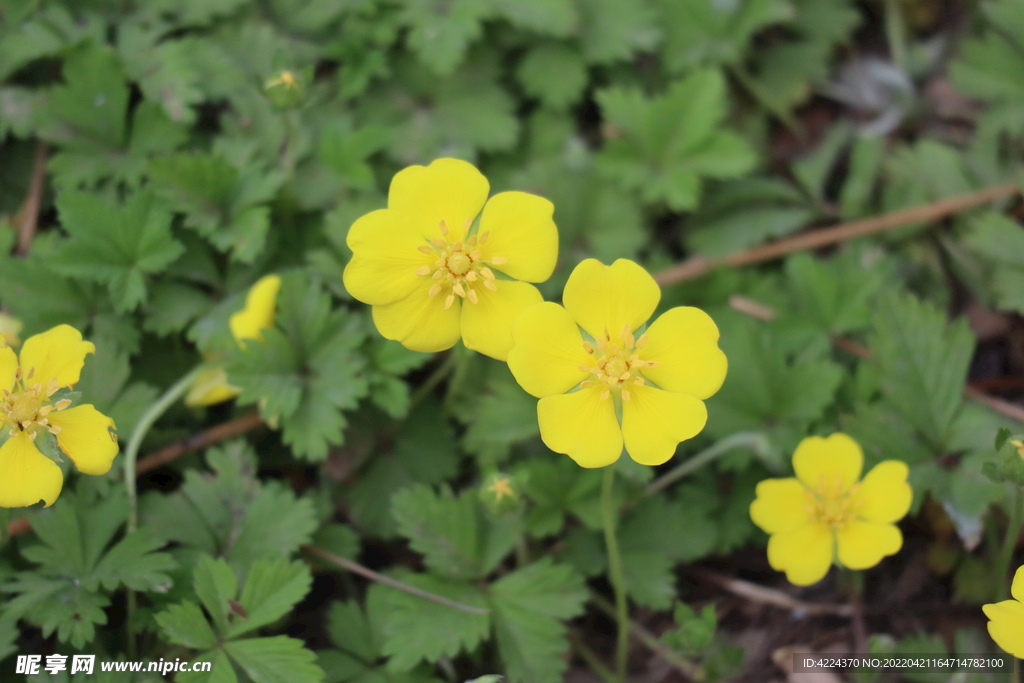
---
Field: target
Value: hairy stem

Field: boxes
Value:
[643,432,769,499]
[997,487,1023,600]
[601,466,629,682]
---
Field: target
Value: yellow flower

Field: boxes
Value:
[749,433,911,586]
[343,158,558,360]
[0,313,22,347]
[983,565,1024,658]
[506,259,727,468]
[185,274,281,407]
[0,325,118,508]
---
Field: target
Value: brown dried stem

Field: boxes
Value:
[15,142,48,256]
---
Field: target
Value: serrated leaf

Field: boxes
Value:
[156,601,219,650]
[488,559,587,683]
[391,485,484,581]
[224,636,325,683]
[193,555,239,635]
[399,0,491,74]
[90,529,176,592]
[596,69,757,210]
[53,190,184,312]
[516,43,588,110]
[230,559,313,638]
[870,292,974,450]
[577,0,660,64]
[39,43,129,149]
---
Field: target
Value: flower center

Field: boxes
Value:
[414,220,508,310]
[0,367,69,441]
[579,325,658,401]
[804,474,862,529]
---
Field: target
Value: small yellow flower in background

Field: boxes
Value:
[749,433,911,586]
[0,313,22,347]
[0,325,118,508]
[983,565,1024,658]
[186,274,281,407]
[506,258,727,468]
[343,158,558,360]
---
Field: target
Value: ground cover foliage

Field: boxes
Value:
[1,0,1024,681]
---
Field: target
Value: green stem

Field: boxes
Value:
[408,351,458,411]
[883,0,908,73]
[643,432,769,499]
[727,63,802,135]
[602,466,629,682]
[124,365,207,534]
[997,487,1024,600]
[0,508,8,549]
[568,630,619,683]
[1012,656,1018,683]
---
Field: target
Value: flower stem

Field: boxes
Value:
[124,365,207,534]
[643,432,769,499]
[601,466,629,682]
[997,486,1024,600]
[408,350,458,411]
[0,508,8,548]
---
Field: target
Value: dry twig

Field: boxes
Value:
[15,142,48,255]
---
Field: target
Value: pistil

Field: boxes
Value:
[415,220,507,309]
[579,324,657,401]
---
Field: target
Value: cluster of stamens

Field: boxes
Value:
[804,474,863,529]
[579,324,658,401]
[415,220,508,309]
[1,367,69,441]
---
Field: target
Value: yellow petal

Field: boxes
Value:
[388,158,489,242]
[750,478,810,535]
[639,307,727,400]
[766,522,834,586]
[620,384,706,466]
[537,386,622,468]
[983,600,1024,658]
[230,274,282,343]
[477,191,558,283]
[460,280,544,361]
[18,325,95,388]
[0,345,16,393]
[185,366,239,407]
[562,259,660,341]
[835,519,902,570]
[47,404,119,475]
[792,433,863,495]
[855,460,911,523]
[0,432,63,508]
[1011,565,1024,603]
[344,209,435,306]
[371,280,462,353]
[507,302,591,398]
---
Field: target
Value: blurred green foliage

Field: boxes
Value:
[2,0,1024,681]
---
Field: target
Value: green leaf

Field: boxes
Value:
[398,0,491,74]
[488,559,587,683]
[75,340,158,439]
[657,0,794,72]
[495,0,577,35]
[577,0,660,64]
[53,190,184,312]
[870,292,974,450]
[516,43,588,111]
[318,118,390,190]
[156,601,220,650]
[391,485,485,581]
[224,636,325,683]
[325,600,378,662]
[230,559,313,638]
[782,249,890,334]
[460,364,540,465]
[596,69,757,210]
[90,529,176,592]
[963,212,1024,314]
[38,43,129,149]
[372,577,490,671]
[193,555,239,635]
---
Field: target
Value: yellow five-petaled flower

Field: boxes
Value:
[749,433,912,586]
[343,158,558,360]
[506,259,727,468]
[0,325,118,508]
[982,565,1024,658]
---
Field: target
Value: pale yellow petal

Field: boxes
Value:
[538,386,622,468]
[371,281,462,353]
[344,209,435,306]
[388,158,489,242]
[477,191,558,283]
[0,432,63,508]
[18,325,95,388]
[620,384,706,466]
[766,523,834,586]
[855,460,911,524]
[229,274,281,343]
[0,345,16,393]
[48,404,118,475]
[507,302,591,398]
[639,307,727,400]
[983,600,1024,657]
[750,478,810,535]
[460,280,544,361]
[1011,565,1024,603]
[185,366,239,407]
[835,520,902,570]
[792,433,863,495]
[562,259,660,341]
